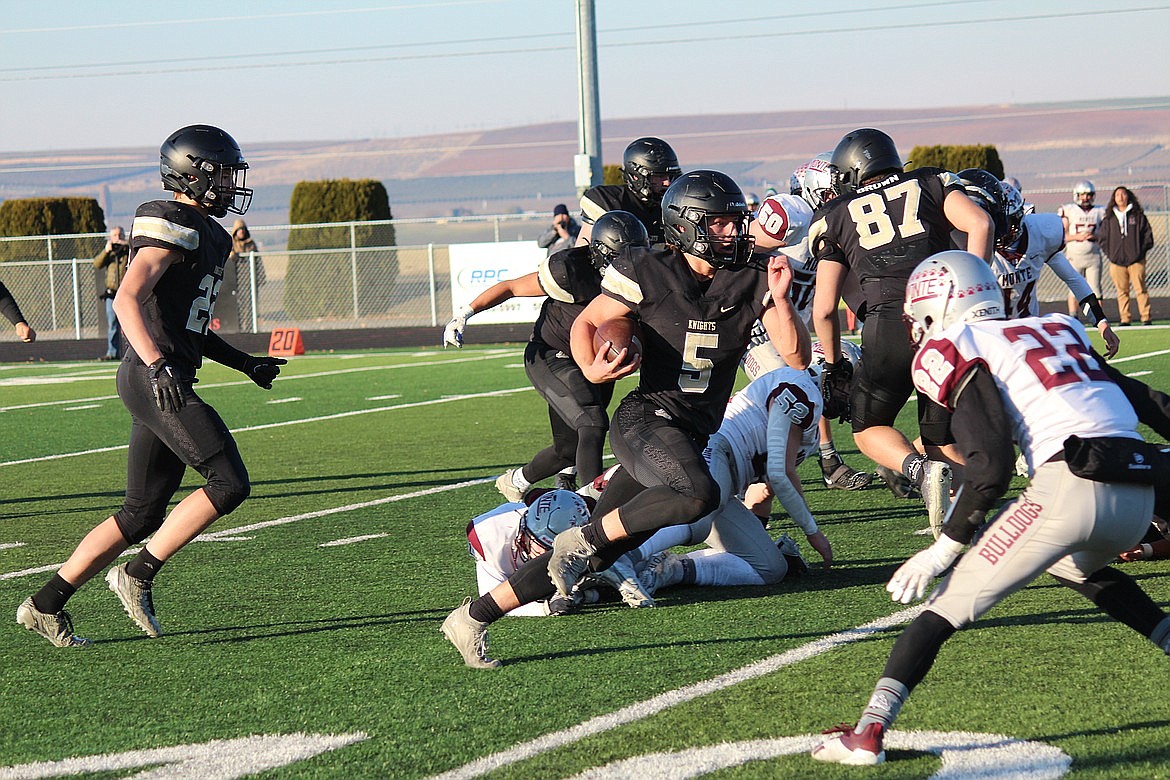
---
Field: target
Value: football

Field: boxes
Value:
[593,317,642,364]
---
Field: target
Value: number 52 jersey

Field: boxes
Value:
[911,313,1139,474]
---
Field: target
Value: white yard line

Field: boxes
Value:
[0,386,533,467]
[428,605,926,780]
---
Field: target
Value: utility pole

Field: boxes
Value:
[574,0,602,198]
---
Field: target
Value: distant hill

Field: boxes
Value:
[1,97,1168,229]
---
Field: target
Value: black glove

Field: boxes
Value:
[820,356,854,423]
[242,356,287,389]
[148,358,186,412]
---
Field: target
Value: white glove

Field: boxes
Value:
[886,536,964,604]
[442,306,475,348]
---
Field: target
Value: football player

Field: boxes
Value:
[809,128,994,536]
[0,280,35,342]
[750,152,871,491]
[1058,180,1107,316]
[636,337,839,595]
[16,125,286,648]
[439,170,810,668]
[813,250,1168,766]
[443,211,649,496]
[575,137,681,245]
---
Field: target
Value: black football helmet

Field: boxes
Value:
[622,137,681,205]
[661,170,754,269]
[160,124,252,217]
[957,168,1010,244]
[829,128,903,196]
[589,210,650,272]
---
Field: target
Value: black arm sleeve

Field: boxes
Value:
[202,331,250,372]
[1096,352,1170,440]
[943,365,1015,543]
[0,281,27,326]
[1078,293,1108,326]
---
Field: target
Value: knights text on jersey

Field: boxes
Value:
[532,245,602,352]
[129,200,233,373]
[808,167,961,311]
[911,314,1139,470]
[601,245,771,434]
[578,185,664,244]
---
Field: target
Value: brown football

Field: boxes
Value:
[593,317,643,364]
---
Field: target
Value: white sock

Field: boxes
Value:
[688,549,766,586]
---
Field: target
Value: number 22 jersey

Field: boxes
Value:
[911,313,1139,473]
[129,200,233,374]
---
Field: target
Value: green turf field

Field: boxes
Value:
[2,331,1169,779]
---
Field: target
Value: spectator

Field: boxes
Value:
[1058,180,1106,317]
[227,219,265,332]
[93,226,130,360]
[1099,186,1155,326]
[536,204,580,258]
[0,280,35,342]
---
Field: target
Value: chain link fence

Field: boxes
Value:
[0,203,1167,343]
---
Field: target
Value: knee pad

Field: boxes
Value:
[114,501,168,545]
[195,453,251,516]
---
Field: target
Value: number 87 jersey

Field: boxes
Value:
[912,313,1139,475]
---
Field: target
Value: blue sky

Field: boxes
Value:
[1,0,1168,153]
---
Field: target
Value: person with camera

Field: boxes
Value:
[536,204,580,258]
[93,226,130,360]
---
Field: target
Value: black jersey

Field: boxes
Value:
[808,167,961,315]
[579,185,664,245]
[531,245,602,352]
[129,200,233,373]
[602,245,771,435]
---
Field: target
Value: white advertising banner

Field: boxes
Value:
[447,241,547,324]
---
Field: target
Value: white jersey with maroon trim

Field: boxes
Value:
[1056,202,1106,262]
[715,364,822,492]
[466,502,548,617]
[755,194,817,317]
[993,212,1092,318]
[912,314,1139,473]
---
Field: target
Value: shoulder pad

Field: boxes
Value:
[755,194,812,244]
[131,200,201,251]
[1023,213,1065,255]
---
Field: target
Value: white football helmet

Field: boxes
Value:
[789,163,809,195]
[903,251,1005,347]
[812,338,862,367]
[800,152,835,210]
[514,489,589,562]
[1072,179,1096,207]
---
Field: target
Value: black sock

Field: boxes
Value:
[902,454,928,487]
[468,593,505,624]
[582,522,609,551]
[32,574,77,614]
[679,558,697,586]
[125,548,165,582]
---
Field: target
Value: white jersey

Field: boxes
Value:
[714,364,822,494]
[466,502,549,617]
[911,313,1139,473]
[993,212,1093,318]
[755,194,817,317]
[1056,202,1106,262]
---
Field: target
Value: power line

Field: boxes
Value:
[0,5,1166,82]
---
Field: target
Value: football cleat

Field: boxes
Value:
[776,533,809,578]
[638,551,685,595]
[440,598,501,669]
[494,468,525,503]
[875,465,919,500]
[922,461,953,540]
[105,564,162,637]
[554,471,578,492]
[821,454,874,490]
[547,525,598,597]
[811,722,886,765]
[590,557,655,608]
[16,597,92,648]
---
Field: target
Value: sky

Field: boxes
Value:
[1,0,1168,154]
